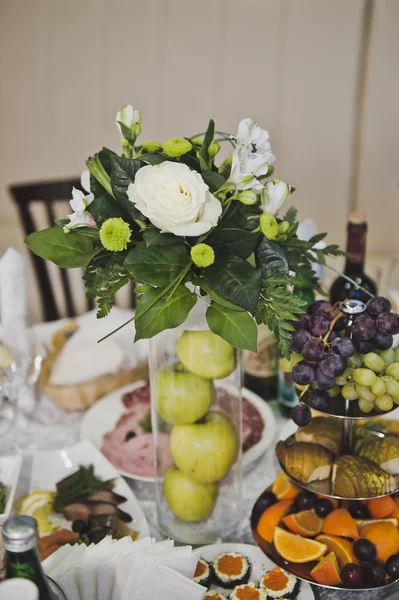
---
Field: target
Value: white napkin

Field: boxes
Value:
[49,307,148,385]
[0,247,28,352]
[51,543,88,600]
[77,536,113,600]
[133,563,206,600]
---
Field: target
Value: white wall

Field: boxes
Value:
[0,0,398,319]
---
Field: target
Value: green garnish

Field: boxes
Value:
[53,464,115,512]
[0,485,7,514]
[138,410,152,433]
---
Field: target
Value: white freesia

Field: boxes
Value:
[69,187,94,212]
[127,162,222,236]
[81,169,91,193]
[229,118,275,191]
[260,180,291,216]
[116,104,141,134]
[63,211,96,233]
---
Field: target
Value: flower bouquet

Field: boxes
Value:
[25,103,342,355]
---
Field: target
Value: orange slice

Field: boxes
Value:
[272,471,300,500]
[257,500,293,543]
[367,496,396,519]
[361,522,399,563]
[282,509,323,537]
[310,552,342,586]
[322,508,358,539]
[355,518,398,530]
[273,527,327,563]
[390,498,399,520]
[315,534,358,567]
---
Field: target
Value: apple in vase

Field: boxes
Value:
[155,363,214,425]
[170,411,239,483]
[177,330,236,380]
[163,466,219,521]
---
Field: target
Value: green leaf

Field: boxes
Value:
[206,304,257,351]
[118,122,135,143]
[201,170,226,193]
[110,155,144,217]
[192,278,243,311]
[284,206,298,225]
[88,184,134,227]
[206,227,260,259]
[309,232,327,244]
[205,256,261,314]
[124,243,190,287]
[25,226,101,269]
[198,119,214,171]
[142,228,181,247]
[84,258,130,318]
[99,147,118,173]
[135,284,197,340]
[257,238,289,276]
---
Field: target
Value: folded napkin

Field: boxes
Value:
[0,247,28,352]
[44,536,207,600]
[49,307,148,385]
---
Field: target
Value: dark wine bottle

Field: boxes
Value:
[243,324,277,401]
[330,210,377,304]
[4,516,57,600]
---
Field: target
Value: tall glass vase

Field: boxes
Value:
[149,308,242,545]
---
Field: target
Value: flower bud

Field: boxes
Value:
[233,190,258,205]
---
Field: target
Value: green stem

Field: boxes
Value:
[325,263,375,299]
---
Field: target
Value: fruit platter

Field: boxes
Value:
[252,295,399,591]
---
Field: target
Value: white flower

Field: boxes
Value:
[260,180,291,216]
[229,118,275,191]
[69,187,94,212]
[63,211,96,233]
[80,170,91,193]
[127,161,222,236]
[116,104,141,134]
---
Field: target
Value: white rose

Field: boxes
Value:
[127,161,222,236]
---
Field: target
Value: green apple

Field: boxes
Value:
[163,466,218,521]
[177,330,236,379]
[156,363,214,425]
[170,411,239,483]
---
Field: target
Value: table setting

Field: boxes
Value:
[1,102,399,600]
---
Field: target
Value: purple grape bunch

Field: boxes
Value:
[286,296,399,425]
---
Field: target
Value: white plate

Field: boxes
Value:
[198,543,315,599]
[0,455,23,525]
[80,383,276,482]
[31,439,149,537]
[278,419,297,443]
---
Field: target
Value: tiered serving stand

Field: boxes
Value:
[251,300,399,592]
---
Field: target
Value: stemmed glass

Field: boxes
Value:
[0,319,42,454]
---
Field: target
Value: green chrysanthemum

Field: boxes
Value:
[191,138,203,146]
[163,137,192,157]
[260,212,278,240]
[100,218,132,252]
[190,243,215,268]
[141,141,163,152]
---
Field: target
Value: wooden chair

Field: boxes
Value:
[9,178,94,321]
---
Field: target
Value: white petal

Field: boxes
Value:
[201,192,222,226]
[81,170,91,193]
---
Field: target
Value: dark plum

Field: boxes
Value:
[328,330,339,342]
[354,539,377,562]
[367,296,392,317]
[333,315,346,331]
[319,353,346,377]
[366,561,386,587]
[386,554,399,581]
[376,312,399,335]
[315,367,336,390]
[308,389,330,412]
[291,329,311,352]
[331,336,356,358]
[352,314,377,340]
[307,300,333,317]
[355,339,374,354]
[292,314,311,331]
[295,490,316,511]
[349,501,370,519]
[252,490,277,524]
[315,498,334,518]
[292,361,316,386]
[310,314,331,337]
[341,563,364,588]
[373,331,394,350]
[302,338,325,364]
[292,404,312,427]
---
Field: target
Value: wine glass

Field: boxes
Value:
[0,319,42,453]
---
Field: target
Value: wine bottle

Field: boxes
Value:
[4,516,57,600]
[243,324,278,401]
[330,210,377,304]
